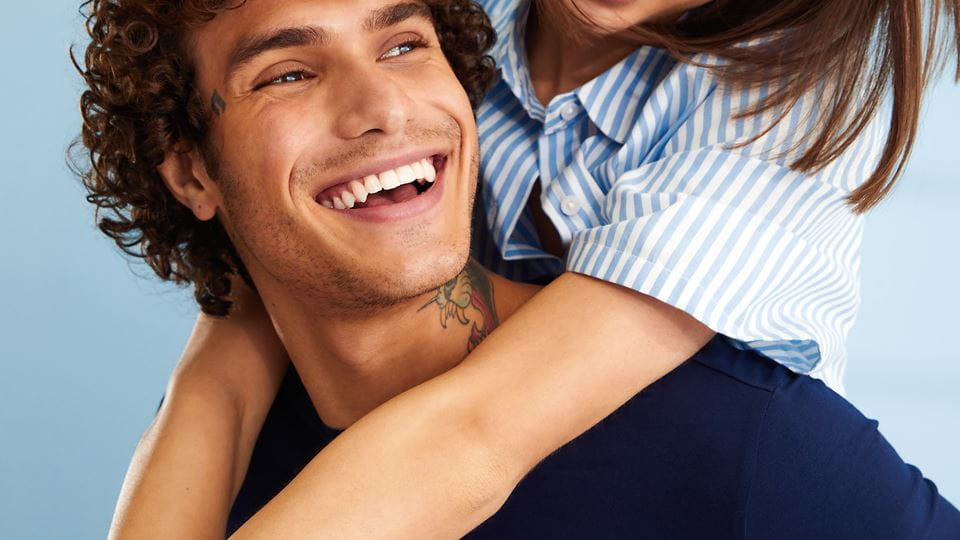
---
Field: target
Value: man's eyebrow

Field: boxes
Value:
[224,3,431,79]
[363,2,433,33]
[227,25,328,76]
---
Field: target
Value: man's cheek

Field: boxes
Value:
[236,120,312,194]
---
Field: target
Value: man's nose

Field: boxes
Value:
[330,63,414,140]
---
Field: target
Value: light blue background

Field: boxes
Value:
[1,4,957,539]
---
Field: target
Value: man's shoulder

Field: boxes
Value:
[744,358,960,538]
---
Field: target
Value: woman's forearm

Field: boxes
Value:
[455,272,714,472]
[230,368,513,539]
[110,288,290,540]
[232,272,714,537]
[108,374,247,540]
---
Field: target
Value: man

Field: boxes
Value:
[74,0,959,537]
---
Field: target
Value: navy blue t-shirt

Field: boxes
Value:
[225,336,960,538]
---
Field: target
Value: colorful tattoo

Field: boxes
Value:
[210,90,227,116]
[419,259,500,352]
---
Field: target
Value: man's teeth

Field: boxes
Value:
[349,180,368,203]
[363,175,382,194]
[322,158,437,209]
[379,169,401,191]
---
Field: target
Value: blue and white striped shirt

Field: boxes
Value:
[471,0,887,393]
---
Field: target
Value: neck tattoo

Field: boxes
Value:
[418,259,501,353]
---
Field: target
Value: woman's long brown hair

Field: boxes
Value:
[538,0,960,213]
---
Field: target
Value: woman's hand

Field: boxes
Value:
[109,280,290,540]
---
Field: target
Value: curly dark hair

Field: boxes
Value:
[71,0,497,316]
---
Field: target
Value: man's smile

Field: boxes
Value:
[316,154,441,209]
[312,153,450,224]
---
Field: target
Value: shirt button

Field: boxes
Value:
[560,102,579,121]
[560,196,582,216]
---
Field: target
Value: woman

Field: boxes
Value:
[90,0,960,537]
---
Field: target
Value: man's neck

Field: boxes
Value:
[264,260,539,430]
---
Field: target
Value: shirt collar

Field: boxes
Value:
[576,46,673,144]
[491,0,545,121]
[491,0,674,143]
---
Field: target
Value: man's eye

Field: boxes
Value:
[381,39,426,60]
[256,70,310,90]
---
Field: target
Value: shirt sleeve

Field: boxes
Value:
[565,69,888,380]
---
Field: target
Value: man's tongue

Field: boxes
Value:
[359,183,419,208]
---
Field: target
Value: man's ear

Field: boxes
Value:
[157,145,221,221]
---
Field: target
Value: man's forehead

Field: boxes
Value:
[200,0,431,45]
[191,0,432,77]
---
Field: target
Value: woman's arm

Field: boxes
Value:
[108,289,289,540]
[109,271,709,538]
[230,272,713,538]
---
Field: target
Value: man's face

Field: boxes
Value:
[188,0,478,311]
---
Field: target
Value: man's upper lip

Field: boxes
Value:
[312,148,447,198]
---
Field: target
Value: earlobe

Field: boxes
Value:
[157,146,220,221]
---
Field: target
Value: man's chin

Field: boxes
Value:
[334,250,470,312]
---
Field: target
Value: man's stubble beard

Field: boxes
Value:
[203,125,480,316]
